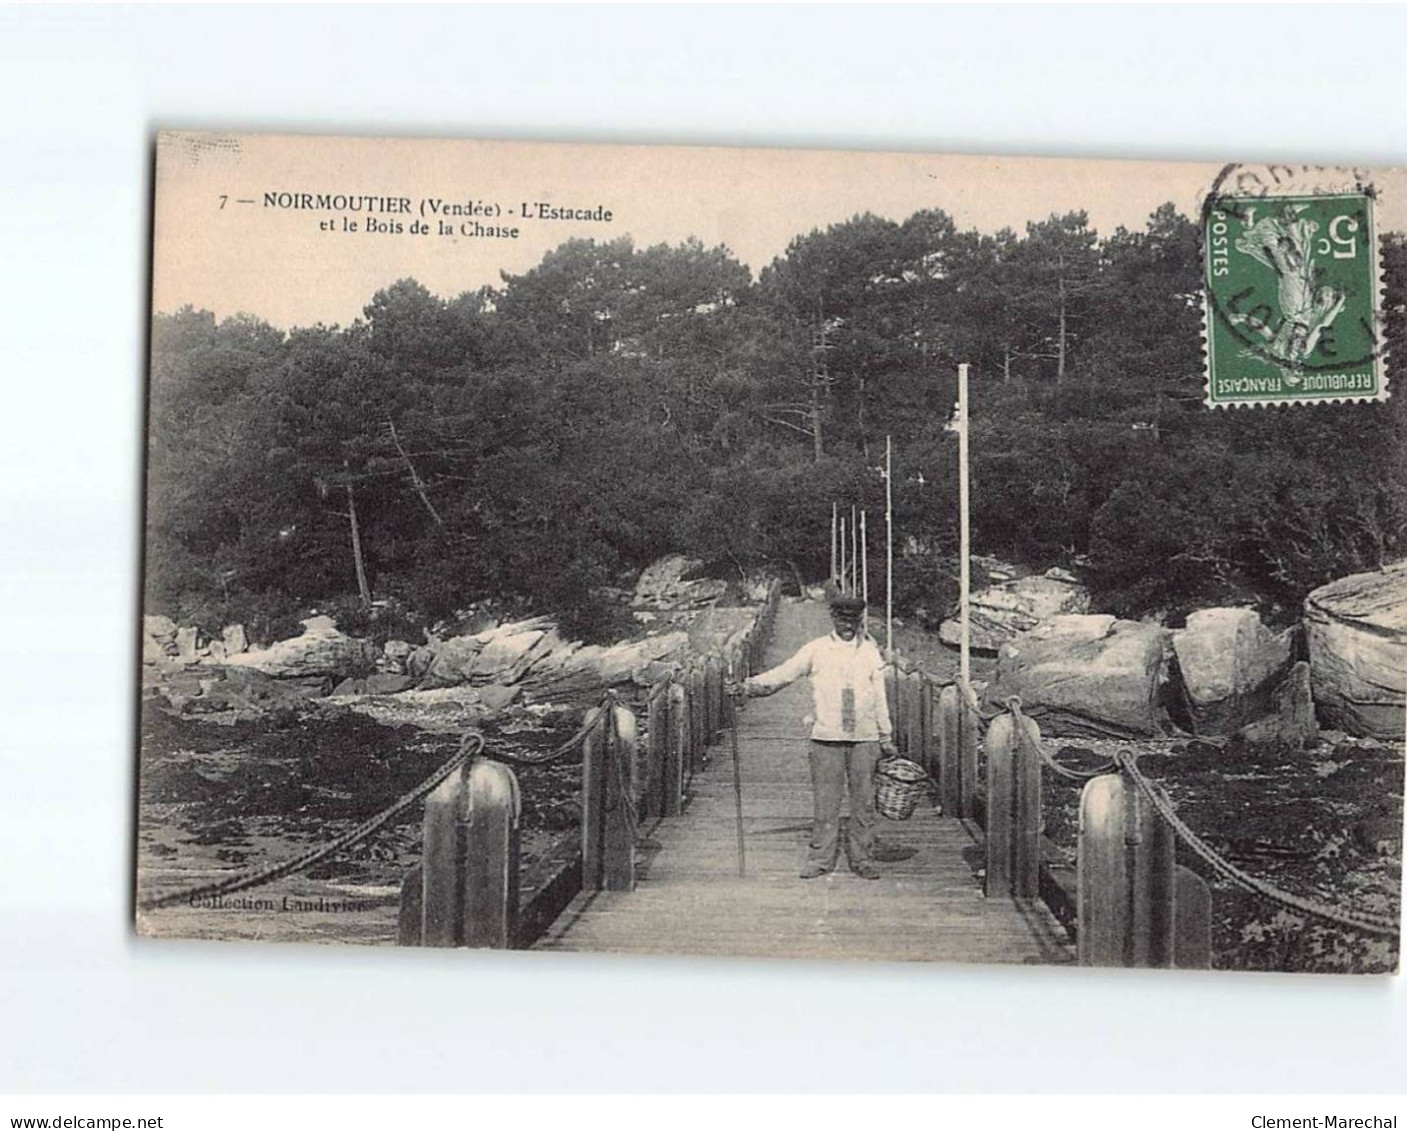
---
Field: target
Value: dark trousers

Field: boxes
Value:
[806,740,880,869]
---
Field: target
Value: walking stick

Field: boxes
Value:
[728,684,747,878]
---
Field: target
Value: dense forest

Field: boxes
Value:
[145,205,1407,644]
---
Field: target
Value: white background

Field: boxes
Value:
[1,4,1403,1094]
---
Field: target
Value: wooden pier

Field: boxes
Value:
[536,599,1072,964]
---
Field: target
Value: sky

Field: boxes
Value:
[152,132,1405,330]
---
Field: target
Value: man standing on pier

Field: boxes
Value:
[740,593,896,880]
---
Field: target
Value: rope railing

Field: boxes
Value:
[1115,749,1399,939]
[989,696,1400,957]
[142,579,785,942]
[137,732,487,913]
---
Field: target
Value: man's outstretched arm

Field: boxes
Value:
[742,641,815,697]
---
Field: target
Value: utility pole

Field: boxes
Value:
[851,504,858,597]
[958,363,971,691]
[860,510,869,635]
[839,514,847,596]
[885,435,893,659]
[821,500,832,588]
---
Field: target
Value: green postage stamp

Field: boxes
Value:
[1204,188,1386,407]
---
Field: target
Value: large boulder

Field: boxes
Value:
[527,631,691,701]
[142,615,179,663]
[379,639,413,674]
[152,665,319,723]
[174,625,201,663]
[406,640,441,682]
[330,673,415,697]
[223,615,374,679]
[985,614,1172,737]
[940,568,1090,653]
[142,615,178,665]
[1236,661,1318,752]
[1172,608,1295,734]
[633,554,728,610]
[1304,563,1407,739]
[418,617,554,689]
[221,624,248,655]
[419,636,483,688]
[473,624,547,683]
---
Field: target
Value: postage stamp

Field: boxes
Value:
[1204,181,1386,408]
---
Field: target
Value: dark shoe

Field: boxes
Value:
[800,862,830,879]
[851,861,881,880]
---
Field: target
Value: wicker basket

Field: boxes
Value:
[874,756,928,820]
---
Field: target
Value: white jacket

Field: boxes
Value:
[748,633,893,743]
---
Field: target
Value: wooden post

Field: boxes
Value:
[580,706,608,890]
[884,664,899,736]
[397,864,423,946]
[985,713,1015,898]
[920,678,936,777]
[1077,773,1176,967]
[665,682,687,816]
[839,515,847,595]
[1078,774,1128,967]
[905,672,923,763]
[702,659,717,748]
[417,759,520,948]
[861,509,869,637]
[689,667,706,770]
[1012,712,1041,899]
[461,760,521,946]
[851,504,858,596]
[1129,780,1176,969]
[1174,866,1213,969]
[958,689,979,820]
[957,363,971,693]
[421,770,462,947]
[937,683,962,818]
[643,687,667,820]
[885,434,893,659]
[714,654,726,741]
[821,506,832,590]
[602,704,637,891]
[984,710,1041,899]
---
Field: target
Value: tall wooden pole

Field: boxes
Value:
[860,510,869,633]
[821,500,832,582]
[851,505,858,597]
[885,435,893,659]
[839,515,847,596]
[958,363,971,691]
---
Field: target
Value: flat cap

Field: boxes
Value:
[828,593,866,614]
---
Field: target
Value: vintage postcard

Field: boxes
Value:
[137,133,1404,974]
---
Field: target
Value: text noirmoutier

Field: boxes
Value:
[261,190,613,239]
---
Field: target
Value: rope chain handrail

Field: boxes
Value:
[138,732,487,912]
[141,579,783,914]
[997,701,1398,939]
[487,703,609,766]
[1115,749,1400,938]
[1007,697,1118,781]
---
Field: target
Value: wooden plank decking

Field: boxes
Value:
[537,598,1072,965]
